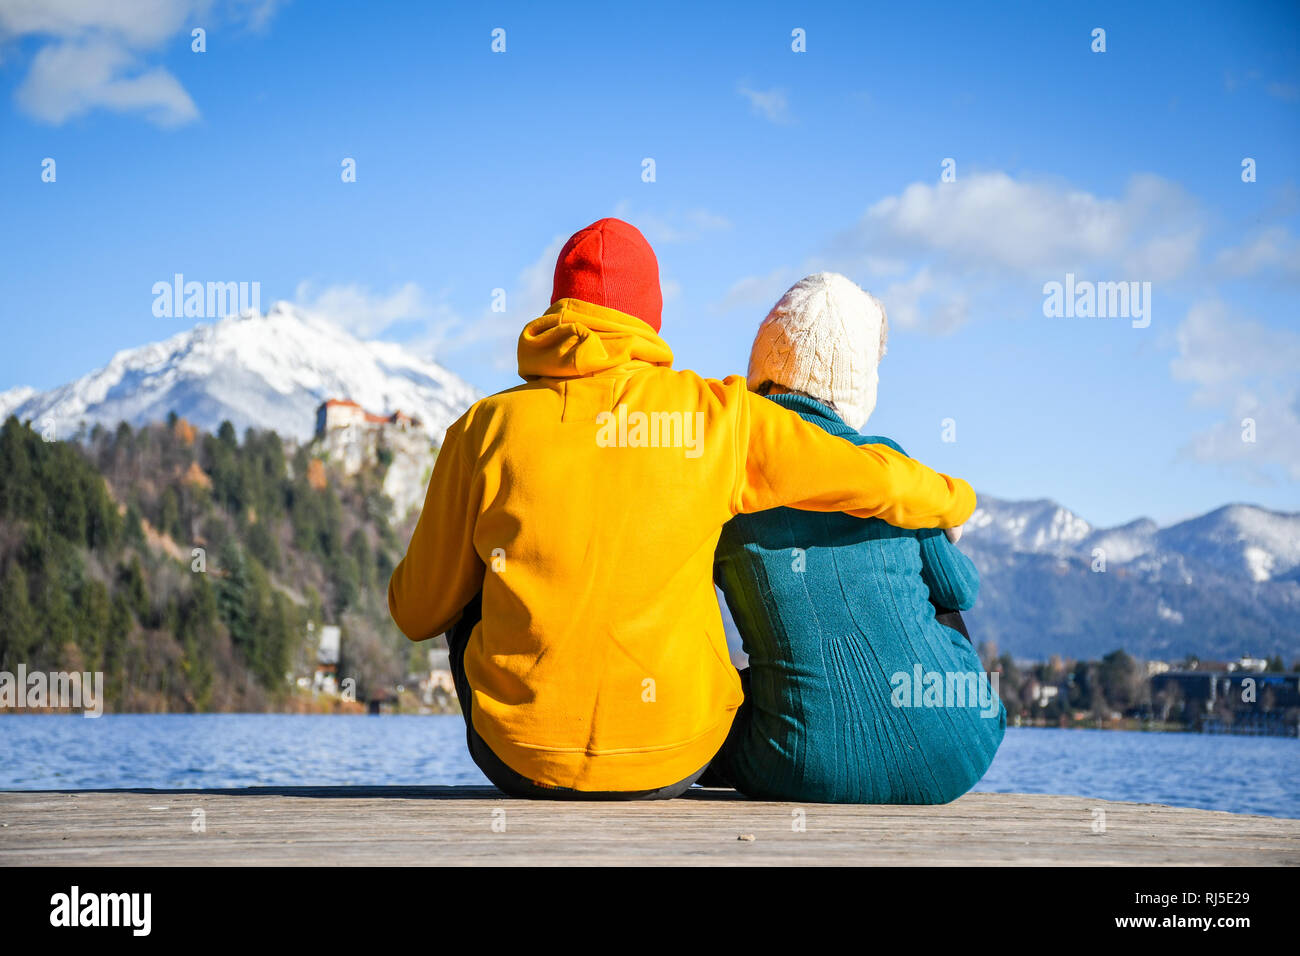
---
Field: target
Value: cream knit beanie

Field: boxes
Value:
[746,272,888,431]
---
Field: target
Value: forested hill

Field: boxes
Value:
[0,414,421,712]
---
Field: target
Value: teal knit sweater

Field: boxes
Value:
[714,393,1005,804]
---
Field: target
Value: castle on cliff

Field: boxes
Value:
[314,398,425,474]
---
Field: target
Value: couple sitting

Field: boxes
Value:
[388,218,1004,803]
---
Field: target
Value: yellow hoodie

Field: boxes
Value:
[388,298,976,791]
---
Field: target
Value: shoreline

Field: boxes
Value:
[4,711,1293,736]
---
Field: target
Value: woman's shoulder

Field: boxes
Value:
[852,433,907,456]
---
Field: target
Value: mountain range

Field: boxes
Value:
[4,305,1297,663]
[958,497,1299,662]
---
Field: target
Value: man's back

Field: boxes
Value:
[454,347,749,792]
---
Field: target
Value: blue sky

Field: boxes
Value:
[1,0,1297,527]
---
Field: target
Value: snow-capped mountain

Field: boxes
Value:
[1156,505,1300,583]
[0,303,480,442]
[727,495,1300,664]
[971,496,1300,583]
[1083,518,1160,566]
[967,496,1092,555]
[0,386,36,419]
[962,496,1300,661]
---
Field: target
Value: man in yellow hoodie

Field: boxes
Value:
[388,218,975,798]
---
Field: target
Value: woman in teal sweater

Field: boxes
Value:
[712,274,1004,804]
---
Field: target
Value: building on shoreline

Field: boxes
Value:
[1150,670,1299,736]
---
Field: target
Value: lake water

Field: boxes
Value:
[1,715,1296,818]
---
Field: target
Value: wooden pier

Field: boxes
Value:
[1,787,1296,866]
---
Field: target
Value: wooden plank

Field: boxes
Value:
[0,788,1296,866]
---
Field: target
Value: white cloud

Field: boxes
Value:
[878,267,970,334]
[0,0,281,126]
[231,0,283,31]
[796,170,1207,334]
[611,202,733,244]
[1171,300,1300,480]
[1214,226,1300,280]
[683,208,733,233]
[717,265,799,313]
[858,171,1200,279]
[1265,80,1299,102]
[716,261,971,336]
[16,37,197,126]
[738,84,790,124]
[294,280,436,339]
[329,231,693,377]
[714,171,1217,337]
[862,256,908,277]
[1223,69,1300,103]
[1126,228,1202,283]
[415,235,568,372]
[0,0,198,47]
[514,234,567,318]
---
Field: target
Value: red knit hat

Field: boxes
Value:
[551,218,663,332]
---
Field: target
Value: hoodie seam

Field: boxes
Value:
[732,382,748,515]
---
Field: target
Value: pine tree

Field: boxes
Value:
[216,540,252,656]
[0,562,37,670]
[116,556,150,624]
[78,578,112,672]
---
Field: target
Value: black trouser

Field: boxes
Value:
[930,598,971,641]
[445,593,707,800]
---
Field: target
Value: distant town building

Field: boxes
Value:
[1151,670,1300,712]
[407,644,457,712]
[428,646,455,691]
[313,624,341,695]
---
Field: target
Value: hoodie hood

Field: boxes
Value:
[517,297,674,381]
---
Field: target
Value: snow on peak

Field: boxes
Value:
[1158,504,1300,582]
[967,496,1092,554]
[966,495,1298,584]
[0,385,37,420]
[0,303,481,443]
